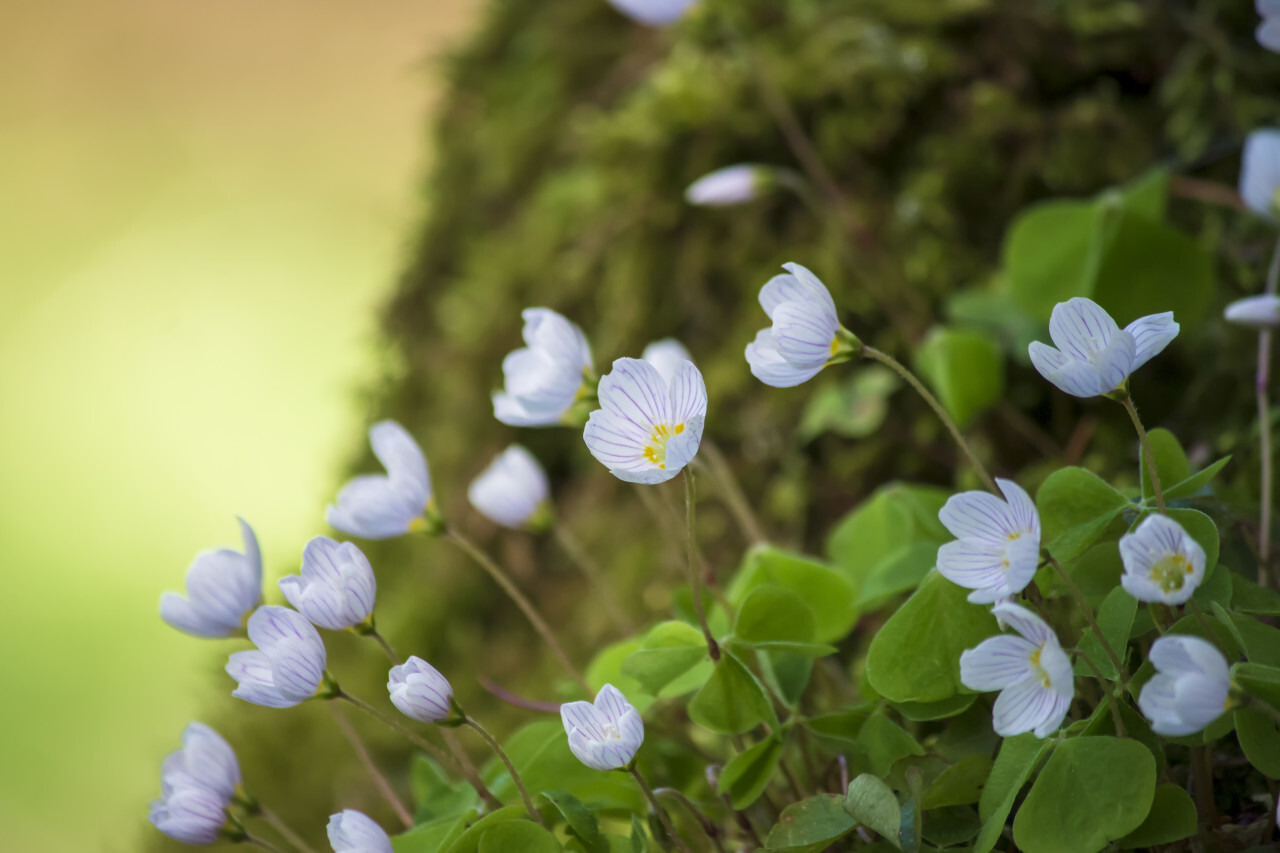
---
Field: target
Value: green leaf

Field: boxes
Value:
[729,546,859,643]
[1232,613,1280,666]
[799,366,899,441]
[584,640,654,714]
[1139,428,1189,504]
[393,811,474,853]
[1074,586,1136,680]
[687,652,776,734]
[1012,737,1155,853]
[891,693,977,722]
[946,288,1042,364]
[974,734,1054,853]
[478,821,562,852]
[443,806,529,853]
[1165,508,1219,578]
[1232,574,1280,616]
[844,775,902,849]
[1080,697,1165,774]
[922,755,992,810]
[913,326,1005,429]
[1234,662,1280,708]
[719,731,786,809]
[866,571,999,702]
[733,585,819,649]
[411,754,480,823]
[922,806,981,847]
[1004,199,1100,318]
[1192,561,1233,608]
[1116,168,1169,220]
[620,622,708,695]
[858,711,925,778]
[541,792,603,853]
[488,722,642,812]
[804,708,873,745]
[1036,467,1129,562]
[1164,456,1231,500]
[1067,544,1124,601]
[1116,784,1196,849]
[629,815,647,853]
[1236,707,1280,778]
[765,794,858,852]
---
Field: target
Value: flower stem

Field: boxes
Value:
[699,438,767,545]
[463,718,544,827]
[1045,553,1128,684]
[365,626,401,665]
[862,346,997,493]
[554,526,634,633]
[684,469,720,662]
[1257,235,1280,588]
[328,704,413,828]
[335,690,502,812]
[244,835,286,853]
[655,788,727,853]
[1073,648,1126,737]
[1118,393,1166,514]
[629,766,694,853]
[446,528,591,695]
[1190,745,1217,826]
[258,807,316,853]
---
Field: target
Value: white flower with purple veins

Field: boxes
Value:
[746,263,853,388]
[494,308,594,427]
[1241,128,1280,218]
[160,518,262,638]
[328,810,393,853]
[642,338,694,384]
[328,421,433,539]
[937,479,1041,604]
[960,602,1074,738]
[226,606,327,708]
[606,0,697,27]
[387,656,455,724]
[1259,2,1280,57]
[160,723,241,801]
[279,537,377,631]
[1138,635,1231,736]
[1119,514,1206,605]
[149,784,230,845]
[685,165,765,206]
[1027,297,1178,398]
[467,445,550,529]
[561,684,645,771]
[583,357,706,484]
[1225,294,1280,328]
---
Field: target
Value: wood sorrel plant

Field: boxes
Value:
[146,7,1280,853]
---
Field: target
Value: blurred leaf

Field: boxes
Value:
[1235,707,1280,778]
[1139,428,1189,503]
[729,546,859,643]
[393,811,474,853]
[478,821,562,852]
[765,794,857,852]
[922,806,981,847]
[542,791,603,853]
[946,287,1042,365]
[805,707,874,745]
[621,622,708,696]
[1234,662,1280,708]
[914,326,1005,428]
[411,754,480,823]
[719,731,786,809]
[1232,574,1280,616]
[1116,784,1195,849]
[442,806,529,853]
[585,640,654,714]
[799,366,899,441]
[1004,199,1099,318]
[922,755,992,809]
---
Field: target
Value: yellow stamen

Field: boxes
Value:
[642,422,686,469]
[1029,648,1051,688]
[1149,553,1189,593]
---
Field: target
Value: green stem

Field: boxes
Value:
[258,807,316,853]
[554,525,634,633]
[446,528,591,694]
[1190,745,1217,827]
[684,469,720,662]
[862,346,997,493]
[328,704,413,828]
[629,766,693,853]
[1073,648,1126,737]
[464,718,544,827]
[1046,554,1128,685]
[655,788,727,853]
[1257,235,1280,588]
[244,835,286,853]
[365,626,401,665]
[1118,393,1166,514]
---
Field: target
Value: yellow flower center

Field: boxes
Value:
[1029,647,1051,688]
[1150,553,1190,593]
[643,422,685,468]
[602,721,621,740]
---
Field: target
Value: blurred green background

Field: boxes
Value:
[0,2,472,849]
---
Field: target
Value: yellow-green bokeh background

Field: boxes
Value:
[0,3,471,848]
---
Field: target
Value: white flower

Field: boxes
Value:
[560,684,645,771]
[387,656,455,724]
[1240,128,1280,218]
[1027,297,1178,398]
[583,357,706,484]
[494,308,594,427]
[642,338,694,385]
[159,518,263,638]
[937,479,1041,604]
[1138,635,1231,736]
[279,537,377,630]
[1118,514,1206,605]
[327,421,433,540]
[1260,2,1280,57]
[328,810,393,853]
[160,723,241,802]
[685,165,765,206]
[467,445,550,529]
[960,602,1074,738]
[149,784,229,845]
[226,606,327,708]
[1225,294,1280,328]
[746,263,851,388]
[606,0,697,27]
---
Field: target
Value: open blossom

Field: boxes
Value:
[149,784,230,845]
[494,308,594,427]
[642,338,694,384]
[160,723,241,801]
[561,684,645,771]
[1224,294,1280,328]
[1241,128,1280,218]
[1138,635,1231,736]
[226,606,327,708]
[937,479,1041,604]
[327,421,432,540]
[467,445,550,529]
[160,518,262,638]
[279,537,377,630]
[583,357,706,484]
[328,810,393,853]
[1119,514,1206,605]
[606,0,697,27]
[1027,297,1178,398]
[387,656,455,724]
[746,263,855,388]
[685,165,765,206]
[960,602,1073,738]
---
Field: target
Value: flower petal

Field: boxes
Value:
[668,360,708,425]
[598,358,672,431]
[959,635,1038,691]
[939,489,1029,542]
[1125,312,1179,371]
[642,338,694,384]
[1241,129,1280,217]
[1028,342,1108,398]
[1047,297,1121,361]
[369,421,430,502]
[746,329,824,387]
[990,602,1057,647]
[1225,294,1280,328]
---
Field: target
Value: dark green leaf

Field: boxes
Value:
[477,821,562,853]
[844,775,902,849]
[729,546,859,643]
[922,806,981,847]
[1139,428,1189,504]
[1236,706,1280,778]
[688,652,776,734]
[765,794,857,852]
[542,791,603,853]
[393,811,474,853]
[922,755,992,810]
[442,806,529,853]
[1116,783,1196,849]
[914,326,1005,428]
[858,711,925,778]
[719,732,786,809]
[1232,574,1280,616]
[1004,199,1100,318]
[1164,456,1231,500]
[1074,586,1135,680]
[891,693,977,722]
[620,621,709,696]
[805,708,873,745]
[411,754,480,823]
[974,734,1053,853]
[1233,662,1280,708]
